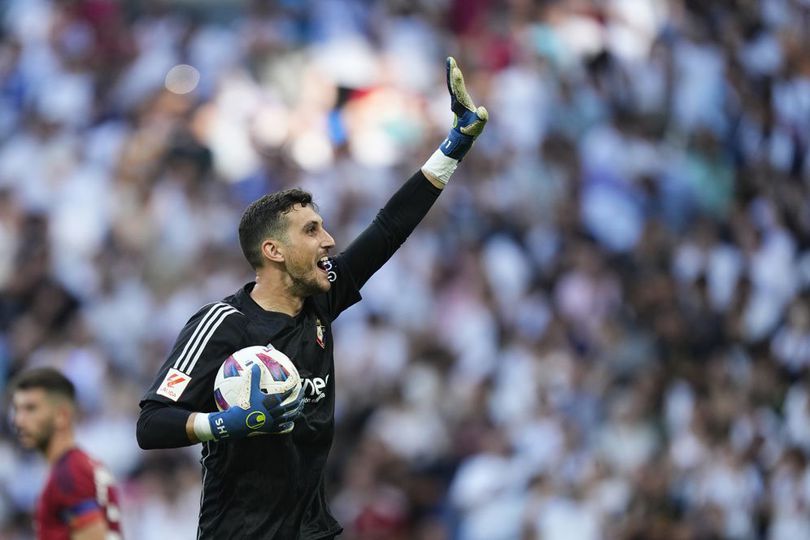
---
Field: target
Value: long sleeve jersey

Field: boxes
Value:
[136,170,442,540]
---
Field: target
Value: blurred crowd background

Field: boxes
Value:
[2,0,810,538]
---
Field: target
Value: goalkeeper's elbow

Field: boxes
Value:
[135,413,158,450]
[136,401,197,449]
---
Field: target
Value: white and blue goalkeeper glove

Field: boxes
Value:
[441,56,488,160]
[423,57,488,185]
[194,365,304,441]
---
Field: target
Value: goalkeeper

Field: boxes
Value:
[136,57,487,540]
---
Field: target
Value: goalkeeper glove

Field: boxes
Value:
[440,56,488,160]
[423,57,488,185]
[194,364,304,441]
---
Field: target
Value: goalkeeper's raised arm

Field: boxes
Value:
[338,56,489,289]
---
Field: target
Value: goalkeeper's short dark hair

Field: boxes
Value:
[11,367,76,403]
[239,188,316,269]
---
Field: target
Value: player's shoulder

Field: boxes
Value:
[51,449,94,494]
[170,299,249,365]
[57,448,91,472]
[186,299,248,332]
[191,298,245,319]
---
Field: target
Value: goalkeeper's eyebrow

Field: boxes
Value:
[303,218,324,233]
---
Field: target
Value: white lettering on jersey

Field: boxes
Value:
[156,368,192,402]
[301,374,330,403]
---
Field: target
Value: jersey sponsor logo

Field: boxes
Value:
[315,318,325,349]
[156,368,192,401]
[256,353,290,381]
[173,302,240,376]
[302,374,329,403]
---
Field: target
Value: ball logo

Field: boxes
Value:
[256,353,290,382]
[246,411,266,430]
[214,388,229,411]
[221,356,242,378]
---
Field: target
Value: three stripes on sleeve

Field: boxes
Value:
[156,302,241,402]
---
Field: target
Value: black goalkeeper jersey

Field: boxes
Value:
[138,171,442,540]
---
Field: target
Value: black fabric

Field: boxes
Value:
[136,171,441,539]
[341,170,442,289]
[136,400,192,449]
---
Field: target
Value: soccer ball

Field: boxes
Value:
[213,345,302,432]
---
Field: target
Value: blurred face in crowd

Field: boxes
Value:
[11,388,69,454]
[277,204,335,297]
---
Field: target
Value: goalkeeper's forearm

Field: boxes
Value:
[339,169,442,289]
[136,400,198,448]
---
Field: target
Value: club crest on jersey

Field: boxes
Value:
[315,318,326,349]
[157,368,192,401]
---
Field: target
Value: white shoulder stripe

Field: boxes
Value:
[173,303,231,371]
[177,304,239,374]
[184,307,238,375]
[174,303,239,374]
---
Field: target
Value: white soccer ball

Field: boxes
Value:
[213,345,302,426]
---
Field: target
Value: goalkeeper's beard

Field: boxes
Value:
[287,265,331,298]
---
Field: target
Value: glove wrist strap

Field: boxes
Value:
[194,413,216,442]
[440,127,475,161]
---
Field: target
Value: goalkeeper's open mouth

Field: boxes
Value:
[316,256,331,273]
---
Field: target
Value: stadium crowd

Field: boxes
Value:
[2,0,810,538]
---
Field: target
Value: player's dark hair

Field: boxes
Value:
[239,188,315,269]
[10,367,76,403]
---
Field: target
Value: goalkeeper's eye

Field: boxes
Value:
[304,220,325,236]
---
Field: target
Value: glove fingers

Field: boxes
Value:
[249,363,262,389]
[459,106,488,137]
[262,387,295,410]
[446,56,476,115]
[276,394,304,417]
[278,404,302,422]
[445,57,455,103]
[239,364,263,409]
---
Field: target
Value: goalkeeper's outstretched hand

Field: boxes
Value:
[422,57,488,186]
[441,56,488,161]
